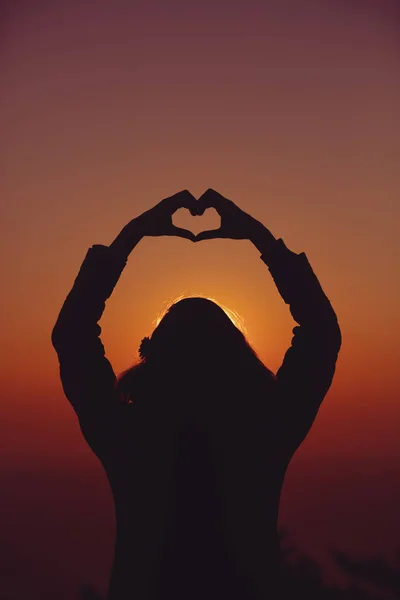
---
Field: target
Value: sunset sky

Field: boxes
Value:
[1,1,399,597]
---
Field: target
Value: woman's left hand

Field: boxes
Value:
[110,190,198,256]
[133,190,198,240]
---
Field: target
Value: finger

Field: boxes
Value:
[168,226,196,242]
[195,228,226,241]
[197,189,232,216]
[162,190,198,216]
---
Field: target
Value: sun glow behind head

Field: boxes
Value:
[153,294,248,336]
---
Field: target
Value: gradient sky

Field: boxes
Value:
[1,0,399,596]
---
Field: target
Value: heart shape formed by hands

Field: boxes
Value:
[126,188,272,246]
[172,206,221,237]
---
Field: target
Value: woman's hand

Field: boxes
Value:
[110,190,198,257]
[195,189,276,247]
[133,190,198,240]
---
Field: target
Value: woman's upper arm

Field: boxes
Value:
[275,315,341,447]
[260,240,342,447]
[51,244,127,435]
[52,319,118,423]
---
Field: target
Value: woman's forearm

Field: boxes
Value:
[249,225,278,262]
[258,236,341,343]
[109,219,143,260]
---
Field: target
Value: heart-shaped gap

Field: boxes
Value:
[172,207,221,236]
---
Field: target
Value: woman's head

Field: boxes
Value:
[115,297,275,403]
[142,297,247,364]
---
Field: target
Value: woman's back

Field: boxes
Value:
[102,381,287,600]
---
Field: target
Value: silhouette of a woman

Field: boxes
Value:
[52,189,341,600]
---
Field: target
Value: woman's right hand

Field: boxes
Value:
[195,189,276,248]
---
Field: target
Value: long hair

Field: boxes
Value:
[114,297,276,405]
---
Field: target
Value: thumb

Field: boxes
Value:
[195,229,225,242]
[168,226,196,242]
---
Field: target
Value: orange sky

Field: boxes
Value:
[1,0,399,596]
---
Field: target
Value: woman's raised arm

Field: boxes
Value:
[51,191,198,446]
[195,189,341,451]
[258,236,341,450]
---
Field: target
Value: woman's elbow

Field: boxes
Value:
[51,319,65,352]
[330,317,342,357]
